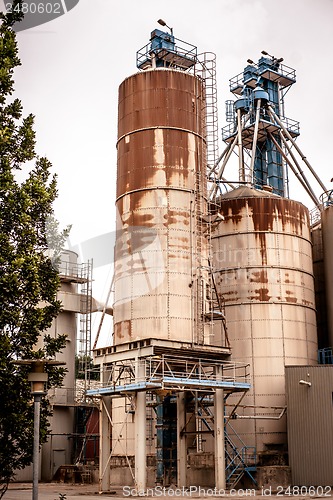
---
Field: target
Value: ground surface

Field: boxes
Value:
[4,483,333,500]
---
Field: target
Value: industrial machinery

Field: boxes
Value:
[88,24,253,491]
[88,33,331,491]
[209,53,328,456]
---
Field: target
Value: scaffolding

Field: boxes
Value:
[58,258,93,392]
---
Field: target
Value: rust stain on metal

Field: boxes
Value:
[248,288,271,302]
[285,296,298,303]
[114,321,131,340]
[118,70,205,138]
[114,69,207,344]
[215,193,310,267]
[250,270,268,284]
[302,299,311,306]
[285,290,297,303]
[163,210,190,227]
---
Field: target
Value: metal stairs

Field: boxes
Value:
[197,404,257,488]
[225,423,257,488]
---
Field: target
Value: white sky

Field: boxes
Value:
[7,0,333,343]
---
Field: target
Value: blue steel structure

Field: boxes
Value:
[136,28,197,71]
[222,53,299,196]
[318,347,333,364]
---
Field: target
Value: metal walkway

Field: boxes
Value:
[86,354,250,396]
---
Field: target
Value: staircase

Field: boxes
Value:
[197,403,257,488]
[225,422,257,488]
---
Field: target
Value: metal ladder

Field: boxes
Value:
[78,259,93,391]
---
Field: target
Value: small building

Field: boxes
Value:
[285,365,333,486]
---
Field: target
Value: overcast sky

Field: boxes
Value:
[5,0,333,343]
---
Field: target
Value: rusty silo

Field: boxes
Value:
[211,186,318,451]
[114,69,208,345]
[321,196,333,349]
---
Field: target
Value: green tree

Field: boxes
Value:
[0,2,68,496]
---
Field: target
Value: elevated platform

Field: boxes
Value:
[58,262,91,284]
[230,62,296,95]
[222,116,299,148]
[88,339,250,397]
[136,30,197,71]
[93,337,231,362]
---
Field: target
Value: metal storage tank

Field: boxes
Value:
[211,186,318,452]
[311,222,329,349]
[321,201,333,349]
[114,69,207,344]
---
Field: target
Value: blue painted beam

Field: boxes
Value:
[86,378,250,396]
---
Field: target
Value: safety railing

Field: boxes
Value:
[88,355,251,395]
[136,36,197,70]
[230,62,296,93]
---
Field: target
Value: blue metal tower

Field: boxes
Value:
[222,52,300,197]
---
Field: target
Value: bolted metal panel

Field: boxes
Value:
[211,186,318,452]
[321,205,333,348]
[114,69,207,344]
[285,365,333,486]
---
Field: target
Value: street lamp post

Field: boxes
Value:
[14,359,65,500]
[28,361,48,500]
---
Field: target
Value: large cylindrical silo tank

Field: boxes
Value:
[114,69,207,344]
[321,202,333,348]
[211,186,318,452]
[311,222,329,349]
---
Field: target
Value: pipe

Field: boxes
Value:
[93,275,114,350]
[207,142,232,176]
[209,135,238,199]
[248,98,261,184]
[234,407,286,420]
[236,108,245,182]
[268,132,320,206]
[278,131,320,206]
[267,104,327,193]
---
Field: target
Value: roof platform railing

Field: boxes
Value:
[230,62,296,95]
[136,33,197,71]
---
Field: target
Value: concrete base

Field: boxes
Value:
[187,453,215,487]
[256,466,291,491]
[109,456,155,488]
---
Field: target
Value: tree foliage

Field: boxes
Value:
[0,2,69,495]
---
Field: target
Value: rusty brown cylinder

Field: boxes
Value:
[211,186,318,452]
[114,69,206,344]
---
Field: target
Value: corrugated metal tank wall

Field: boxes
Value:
[211,186,318,452]
[114,69,207,344]
[321,204,333,349]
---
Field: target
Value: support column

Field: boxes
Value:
[135,360,146,489]
[32,394,41,500]
[214,369,225,490]
[177,391,187,487]
[99,395,111,493]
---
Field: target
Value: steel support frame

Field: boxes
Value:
[135,360,147,489]
[91,343,250,493]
